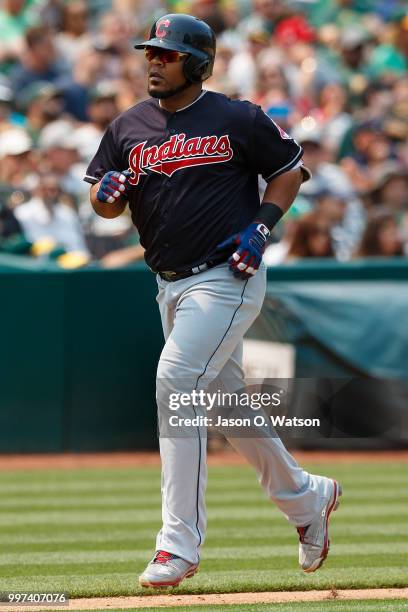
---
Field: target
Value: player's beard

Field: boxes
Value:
[148,80,192,99]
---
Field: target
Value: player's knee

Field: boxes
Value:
[156,358,216,402]
[157,355,202,381]
[156,363,196,391]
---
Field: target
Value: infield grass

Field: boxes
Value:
[0,461,407,597]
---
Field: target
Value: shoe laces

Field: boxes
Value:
[153,550,178,564]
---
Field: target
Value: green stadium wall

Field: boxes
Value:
[0,255,407,452]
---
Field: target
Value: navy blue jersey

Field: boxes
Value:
[84,90,306,272]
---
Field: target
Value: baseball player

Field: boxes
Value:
[84,14,342,589]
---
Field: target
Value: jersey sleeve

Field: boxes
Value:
[251,107,305,182]
[83,123,124,185]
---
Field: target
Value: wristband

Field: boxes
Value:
[254,202,283,231]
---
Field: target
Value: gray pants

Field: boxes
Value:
[155,262,330,564]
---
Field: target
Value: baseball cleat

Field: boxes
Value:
[297,479,342,573]
[139,550,199,588]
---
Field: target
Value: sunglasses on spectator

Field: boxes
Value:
[144,48,188,63]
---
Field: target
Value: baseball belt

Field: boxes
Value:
[158,254,229,282]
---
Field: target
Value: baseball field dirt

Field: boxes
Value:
[0,452,407,610]
[77,601,408,612]
[4,589,408,611]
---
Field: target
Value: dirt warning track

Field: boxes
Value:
[0,450,408,471]
[5,588,408,611]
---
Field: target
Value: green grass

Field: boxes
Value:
[0,462,407,598]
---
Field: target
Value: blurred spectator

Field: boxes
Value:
[14,171,89,254]
[238,0,287,38]
[290,121,366,259]
[0,127,36,190]
[80,205,136,259]
[55,1,92,68]
[0,199,21,238]
[0,75,13,130]
[340,120,379,186]
[311,83,353,155]
[73,46,111,90]
[306,0,369,29]
[0,0,406,266]
[286,212,335,260]
[0,0,38,74]
[0,197,29,255]
[383,77,408,145]
[367,11,408,79]
[72,81,120,163]
[189,0,226,35]
[37,0,64,31]
[359,81,394,124]
[228,26,270,97]
[91,11,135,80]
[250,48,287,105]
[217,0,241,48]
[10,25,67,94]
[263,87,293,131]
[341,121,399,194]
[337,25,370,84]
[115,54,147,112]
[72,80,132,258]
[315,189,365,260]
[264,195,312,265]
[205,44,237,96]
[277,40,321,109]
[369,162,408,213]
[16,81,65,143]
[315,190,347,226]
[37,119,87,199]
[10,25,87,120]
[274,14,315,48]
[292,120,354,198]
[355,209,405,257]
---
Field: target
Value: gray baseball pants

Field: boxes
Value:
[155,262,331,564]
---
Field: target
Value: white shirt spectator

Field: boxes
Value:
[71,124,104,164]
[55,32,92,68]
[14,197,89,254]
[227,51,257,98]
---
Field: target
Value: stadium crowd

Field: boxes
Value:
[0,0,407,267]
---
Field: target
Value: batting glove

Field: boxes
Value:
[217,222,270,280]
[96,170,130,204]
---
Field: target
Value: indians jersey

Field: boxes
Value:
[84,90,308,272]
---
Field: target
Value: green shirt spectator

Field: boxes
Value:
[367,45,407,79]
[367,9,408,78]
[305,0,375,29]
[0,0,40,74]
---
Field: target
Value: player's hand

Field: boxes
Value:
[217,222,270,280]
[96,170,131,204]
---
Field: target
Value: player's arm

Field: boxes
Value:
[90,182,126,219]
[89,170,130,219]
[84,123,131,219]
[218,108,310,279]
[217,168,303,280]
[261,166,303,214]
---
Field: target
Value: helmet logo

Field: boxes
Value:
[156,18,170,38]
